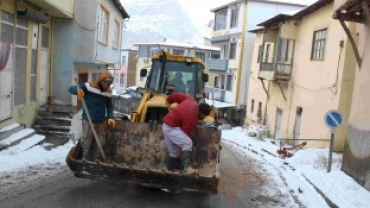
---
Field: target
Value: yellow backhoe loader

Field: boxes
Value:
[66,51,221,194]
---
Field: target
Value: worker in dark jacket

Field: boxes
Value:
[69,70,115,160]
[162,93,211,175]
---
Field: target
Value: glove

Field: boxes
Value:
[108,119,115,128]
[77,89,84,100]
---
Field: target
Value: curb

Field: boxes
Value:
[301,174,339,208]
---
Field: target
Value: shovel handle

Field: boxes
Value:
[75,78,107,161]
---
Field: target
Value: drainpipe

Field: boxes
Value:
[235,2,248,105]
[260,78,270,125]
[48,17,54,105]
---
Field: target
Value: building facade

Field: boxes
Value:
[334,0,370,191]
[119,48,138,91]
[52,0,129,106]
[208,0,306,107]
[0,0,75,128]
[134,42,220,88]
[247,0,357,150]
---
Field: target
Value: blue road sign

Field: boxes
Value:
[325,110,343,130]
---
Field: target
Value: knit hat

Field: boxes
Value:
[98,70,114,83]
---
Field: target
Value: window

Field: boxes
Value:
[214,10,227,31]
[229,42,236,59]
[91,72,99,81]
[221,74,225,89]
[31,25,37,102]
[257,102,262,120]
[279,38,289,62]
[214,76,219,88]
[120,73,124,85]
[121,55,126,66]
[264,44,270,62]
[251,99,255,113]
[211,51,220,59]
[112,20,120,49]
[311,29,327,61]
[257,45,262,63]
[42,27,49,49]
[172,49,184,56]
[195,51,205,62]
[230,7,239,28]
[114,72,120,85]
[97,5,109,44]
[14,16,28,106]
[226,74,233,91]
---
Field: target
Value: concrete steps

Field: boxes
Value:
[0,123,25,141]
[7,134,45,152]
[0,128,37,151]
[32,105,79,149]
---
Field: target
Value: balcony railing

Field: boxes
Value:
[275,63,293,81]
[205,86,225,101]
[206,59,229,71]
[259,62,293,81]
[260,62,274,71]
[259,38,295,81]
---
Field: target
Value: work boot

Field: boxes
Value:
[181,151,198,175]
[166,157,178,171]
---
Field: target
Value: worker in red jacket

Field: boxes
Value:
[162,93,211,175]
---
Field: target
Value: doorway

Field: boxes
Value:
[274,108,283,140]
[39,26,50,106]
[77,73,88,108]
[0,11,14,121]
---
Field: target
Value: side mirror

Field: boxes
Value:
[140,68,147,77]
[202,73,209,82]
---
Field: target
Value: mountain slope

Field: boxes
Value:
[120,0,208,48]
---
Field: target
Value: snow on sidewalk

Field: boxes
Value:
[0,139,74,173]
[222,127,370,208]
[0,128,34,146]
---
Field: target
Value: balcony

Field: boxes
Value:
[205,86,225,101]
[259,62,293,81]
[258,38,294,81]
[206,59,229,71]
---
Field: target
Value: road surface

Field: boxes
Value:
[0,141,292,207]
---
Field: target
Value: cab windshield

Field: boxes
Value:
[147,60,202,95]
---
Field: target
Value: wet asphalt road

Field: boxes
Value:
[0,141,286,208]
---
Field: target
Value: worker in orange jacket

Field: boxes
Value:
[69,70,115,160]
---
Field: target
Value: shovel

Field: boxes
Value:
[75,78,107,161]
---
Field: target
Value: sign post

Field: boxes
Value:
[324,110,343,172]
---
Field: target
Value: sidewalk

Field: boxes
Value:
[222,127,370,208]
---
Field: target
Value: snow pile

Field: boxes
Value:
[222,127,370,208]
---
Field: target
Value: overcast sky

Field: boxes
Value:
[177,0,232,24]
[177,0,318,25]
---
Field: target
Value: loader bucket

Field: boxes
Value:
[66,120,221,194]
